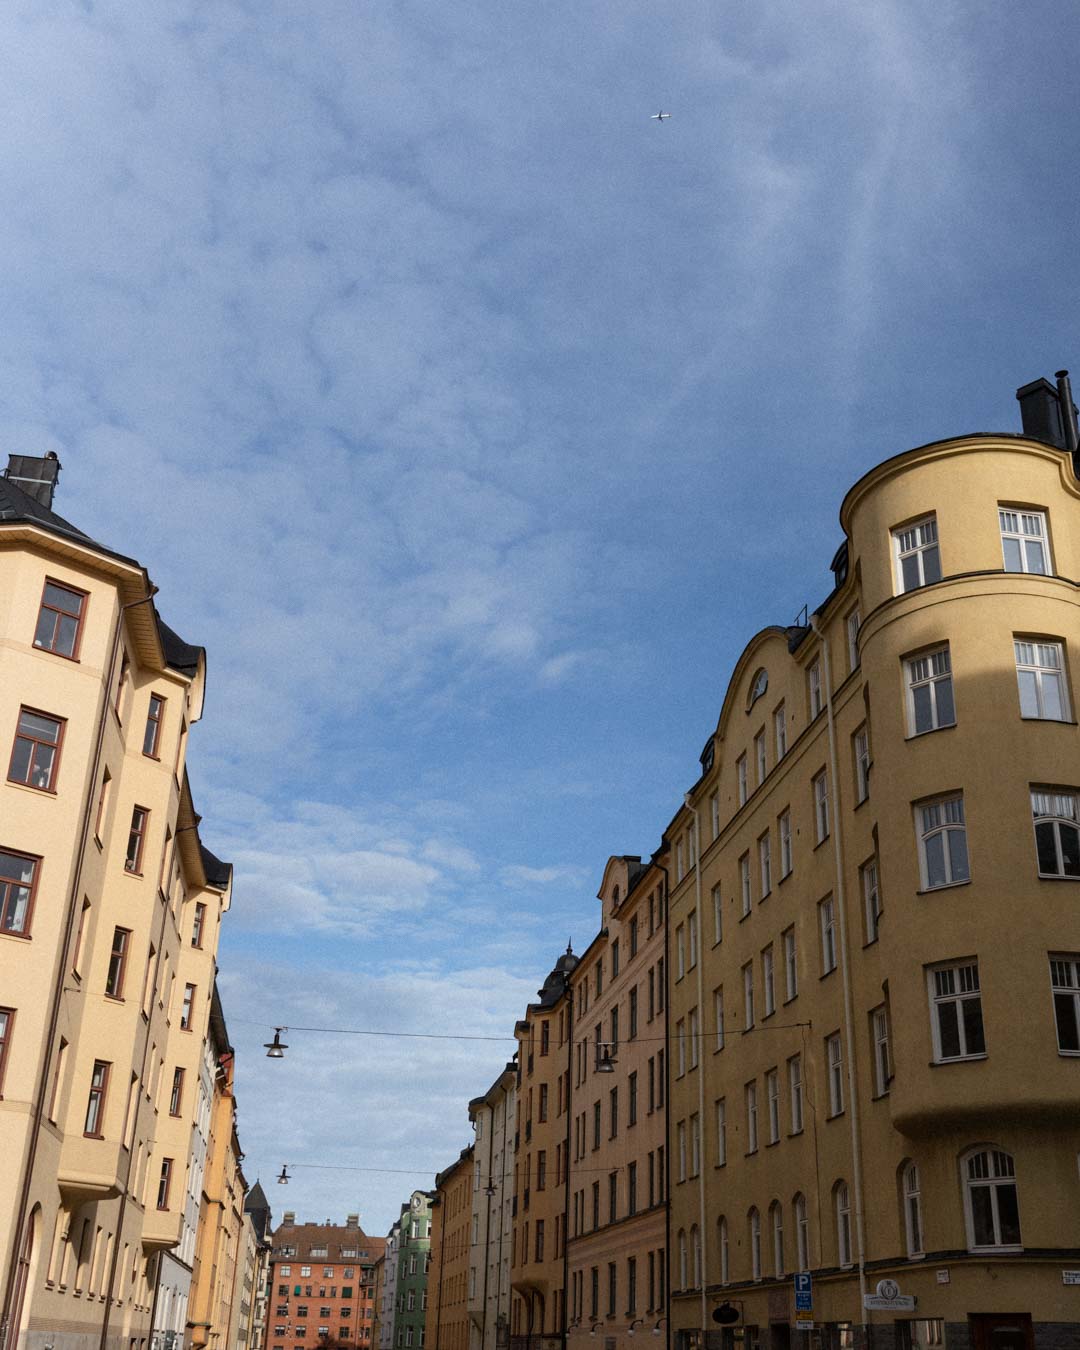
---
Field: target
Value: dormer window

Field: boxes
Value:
[748,669,769,709]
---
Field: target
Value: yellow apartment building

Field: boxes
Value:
[428,1147,475,1350]
[0,453,236,1350]
[666,375,1080,1350]
[467,1064,516,1350]
[565,857,669,1350]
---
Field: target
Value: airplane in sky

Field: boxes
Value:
[651,111,672,121]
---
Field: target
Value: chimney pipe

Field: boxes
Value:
[1055,370,1079,455]
[3,452,62,509]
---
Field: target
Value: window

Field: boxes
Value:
[34,579,87,658]
[718,1217,729,1284]
[813,771,829,843]
[795,1194,809,1271]
[125,806,149,874]
[537,1149,547,1189]
[1032,790,1080,878]
[84,1060,110,1136]
[143,695,166,757]
[711,883,722,945]
[808,661,823,719]
[710,792,720,840]
[964,1148,1021,1249]
[0,1008,13,1096]
[819,897,837,974]
[676,1231,687,1290]
[754,730,766,785]
[788,1055,803,1133]
[783,928,797,1000]
[1051,955,1080,1053]
[862,858,881,943]
[628,1072,637,1125]
[180,983,196,1031]
[607,1261,616,1315]
[765,1068,779,1144]
[749,1208,762,1280]
[778,810,792,878]
[902,1163,923,1257]
[999,507,1049,574]
[928,962,985,1061]
[629,915,639,957]
[758,832,771,898]
[743,963,754,1030]
[771,1201,785,1278]
[611,940,620,978]
[714,987,725,1051]
[871,1006,891,1095]
[593,1100,601,1149]
[853,725,870,803]
[1015,639,1069,722]
[906,647,955,734]
[535,1220,544,1262]
[0,849,38,937]
[9,708,64,791]
[539,1082,548,1121]
[169,1067,184,1117]
[762,946,775,1017]
[688,910,698,968]
[847,609,861,671]
[739,853,751,916]
[675,837,685,882]
[774,703,787,759]
[918,796,969,889]
[675,1019,686,1076]
[192,902,207,948]
[689,1113,700,1175]
[609,1086,618,1136]
[676,1120,687,1182]
[105,927,131,999]
[745,1082,758,1154]
[156,1158,173,1210]
[715,1098,726,1166]
[675,925,685,980]
[688,1007,699,1069]
[835,1183,852,1265]
[826,1033,844,1116]
[893,517,941,592]
[736,754,748,806]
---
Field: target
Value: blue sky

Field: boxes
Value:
[3,0,1079,1232]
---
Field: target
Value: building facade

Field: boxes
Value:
[467,1065,516,1350]
[268,1213,383,1350]
[388,1194,434,1350]
[0,453,236,1350]
[427,1149,474,1350]
[666,379,1080,1350]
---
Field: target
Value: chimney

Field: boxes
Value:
[283,1211,296,1226]
[4,452,62,509]
[1055,370,1079,456]
[1016,378,1065,448]
[346,1214,359,1229]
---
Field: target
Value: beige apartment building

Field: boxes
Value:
[467,1065,516,1350]
[565,858,668,1350]
[666,375,1080,1350]
[427,1148,474,1350]
[0,453,236,1350]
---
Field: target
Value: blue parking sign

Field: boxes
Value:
[794,1272,812,1312]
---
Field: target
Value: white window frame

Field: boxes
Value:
[675,837,685,883]
[771,1202,784,1279]
[962,1148,1021,1252]
[688,910,698,968]
[871,1006,891,1096]
[710,792,720,840]
[808,661,823,718]
[754,730,766,785]
[1050,954,1080,1055]
[762,946,775,1017]
[862,858,881,943]
[813,771,829,843]
[906,646,956,736]
[739,853,751,916]
[749,1208,761,1281]
[788,1055,803,1134]
[676,1121,687,1182]
[736,753,748,807]
[826,1033,844,1116]
[783,927,797,1000]
[854,725,870,803]
[715,1098,726,1165]
[795,1194,809,1271]
[743,963,754,1030]
[999,507,1049,575]
[745,1082,758,1154]
[917,795,970,889]
[903,1162,923,1257]
[719,1217,729,1284]
[765,1068,779,1144]
[774,703,787,759]
[688,1006,699,1069]
[675,924,686,980]
[759,831,772,898]
[1032,789,1080,878]
[893,516,941,593]
[835,1183,852,1266]
[675,1018,686,1077]
[779,809,792,878]
[1015,639,1069,721]
[714,987,725,1052]
[847,608,861,672]
[927,961,985,1062]
[689,1113,700,1176]
[819,897,836,974]
[711,883,722,945]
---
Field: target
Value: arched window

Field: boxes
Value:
[834,1182,852,1266]
[690,1225,701,1288]
[717,1217,729,1285]
[677,1229,687,1290]
[748,668,769,709]
[963,1148,1021,1249]
[748,1208,761,1281]
[901,1161,923,1257]
[770,1201,784,1278]
[793,1193,809,1271]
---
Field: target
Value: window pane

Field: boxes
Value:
[962,998,985,1055]
[1062,824,1080,878]
[1024,539,1046,574]
[901,554,921,591]
[996,1184,1021,1245]
[970,1186,995,1246]
[935,678,955,727]
[8,739,33,784]
[1002,537,1022,572]
[56,614,79,656]
[1042,672,1065,721]
[937,1002,961,1059]
[922,545,941,584]
[925,834,946,888]
[1054,992,1080,1052]
[913,685,934,734]
[1017,670,1040,718]
[948,829,970,883]
[1036,822,1059,874]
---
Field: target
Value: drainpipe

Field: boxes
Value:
[481,1100,495,1350]
[561,991,574,1350]
[682,802,708,1342]
[809,614,868,1316]
[654,861,671,1350]
[1,583,158,1350]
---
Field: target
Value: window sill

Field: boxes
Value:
[5,778,58,797]
[825,1111,844,1122]
[820,967,837,981]
[787,1128,804,1139]
[0,930,32,942]
[738,909,752,923]
[905,723,957,742]
[104,995,125,1004]
[123,869,145,879]
[930,1054,987,1066]
[765,1139,780,1149]
[853,794,869,812]
[782,994,798,1007]
[863,934,880,950]
[916,879,972,896]
[813,834,830,852]
[1037,873,1080,882]
[778,869,793,886]
[32,644,81,664]
[760,889,772,903]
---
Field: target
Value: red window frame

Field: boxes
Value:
[180,983,196,1031]
[125,806,149,874]
[169,1067,184,1117]
[33,578,88,660]
[84,1059,110,1137]
[156,1157,173,1210]
[191,902,206,949]
[0,849,40,939]
[104,926,131,1000]
[143,694,165,758]
[8,707,65,793]
[0,1008,14,1097]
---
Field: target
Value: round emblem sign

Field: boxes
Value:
[876,1278,900,1300]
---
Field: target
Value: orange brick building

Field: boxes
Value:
[269,1213,385,1350]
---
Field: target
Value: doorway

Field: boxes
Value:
[969,1314,1033,1350]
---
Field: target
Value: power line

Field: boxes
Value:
[233,1016,811,1045]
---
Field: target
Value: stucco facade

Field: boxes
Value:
[427,1149,474,1350]
[467,1066,516,1350]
